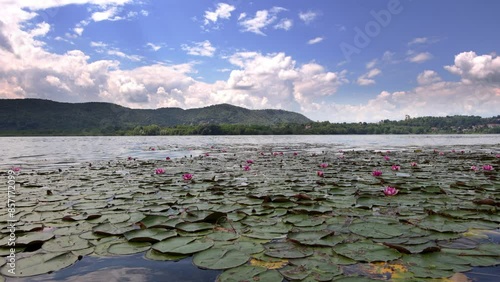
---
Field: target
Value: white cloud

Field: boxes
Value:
[366,59,378,69]
[274,18,293,31]
[307,37,323,45]
[73,27,84,36]
[417,70,441,85]
[408,52,433,63]
[30,22,51,37]
[357,68,381,86]
[238,13,246,21]
[91,6,121,22]
[299,11,318,24]
[90,41,107,48]
[146,42,161,51]
[181,40,216,57]
[204,3,235,25]
[107,49,141,61]
[408,37,428,45]
[444,51,500,84]
[239,7,286,35]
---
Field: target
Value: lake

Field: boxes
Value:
[2,135,499,168]
[1,135,499,281]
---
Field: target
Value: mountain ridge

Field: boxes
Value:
[0,98,312,135]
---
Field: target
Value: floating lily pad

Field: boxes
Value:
[42,235,91,252]
[108,242,151,255]
[193,248,250,270]
[0,252,78,277]
[175,222,214,232]
[144,249,189,261]
[93,222,135,236]
[124,228,177,242]
[264,241,314,259]
[152,237,213,254]
[217,265,283,282]
[333,241,402,262]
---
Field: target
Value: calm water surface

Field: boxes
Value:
[2,135,499,168]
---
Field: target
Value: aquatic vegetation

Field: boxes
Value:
[1,145,498,281]
[319,163,328,168]
[383,186,399,196]
[246,160,254,164]
[166,157,171,160]
[482,164,493,171]
[391,165,401,171]
[154,168,165,174]
[471,166,478,171]
[410,162,418,167]
[384,155,390,161]
[11,166,21,172]
[243,165,251,171]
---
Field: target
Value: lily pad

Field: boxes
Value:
[217,265,283,282]
[124,228,177,242]
[193,248,250,270]
[333,241,402,262]
[0,252,78,277]
[152,237,214,254]
[108,242,151,255]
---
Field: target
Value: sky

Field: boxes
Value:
[0,0,499,122]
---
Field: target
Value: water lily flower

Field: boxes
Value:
[166,157,171,160]
[338,155,345,159]
[317,171,324,177]
[451,149,456,153]
[279,152,284,155]
[471,166,478,171]
[204,153,210,157]
[439,152,445,156]
[391,165,401,171]
[386,150,391,154]
[482,165,494,171]
[410,162,418,167]
[11,166,21,172]
[320,163,329,168]
[384,155,390,161]
[183,173,193,180]
[496,154,500,158]
[372,170,383,177]
[383,186,399,196]
[127,156,132,161]
[150,147,156,151]
[273,152,279,156]
[155,168,165,174]
[243,165,251,171]
[293,152,298,156]
[221,149,227,153]
[246,160,254,164]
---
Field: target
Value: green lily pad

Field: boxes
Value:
[124,229,177,242]
[175,222,214,232]
[349,222,405,239]
[108,242,152,255]
[333,241,402,262]
[217,265,283,282]
[264,241,314,259]
[0,232,54,247]
[0,252,78,277]
[42,235,91,252]
[144,249,189,261]
[93,222,135,236]
[193,248,250,270]
[152,237,214,254]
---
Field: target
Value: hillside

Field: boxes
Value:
[0,99,312,135]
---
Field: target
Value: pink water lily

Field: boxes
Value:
[338,155,345,159]
[273,152,279,156]
[243,165,251,171]
[471,165,478,171]
[383,186,399,196]
[320,163,329,168]
[317,171,324,177]
[372,170,383,177]
[391,165,401,171]
[11,166,21,172]
[155,168,165,174]
[183,173,193,180]
[293,152,298,156]
[127,156,132,161]
[482,165,494,171]
[246,160,254,164]
[166,157,171,160]
[410,162,418,167]
[451,149,456,153]
[496,154,500,158]
[439,152,445,156]
[384,155,390,161]
[204,153,210,157]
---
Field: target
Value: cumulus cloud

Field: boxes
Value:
[181,40,216,57]
[91,6,121,22]
[408,52,433,63]
[239,7,286,35]
[274,18,293,31]
[357,68,381,86]
[298,11,318,24]
[444,51,500,84]
[204,3,235,25]
[307,37,323,45]
[417,70,441,85]
[146,42,161,51]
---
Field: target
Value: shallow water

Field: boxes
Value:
[2,135,499,168]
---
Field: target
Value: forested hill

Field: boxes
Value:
[0,99,311,135]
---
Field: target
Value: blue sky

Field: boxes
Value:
[1,0,499,122]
